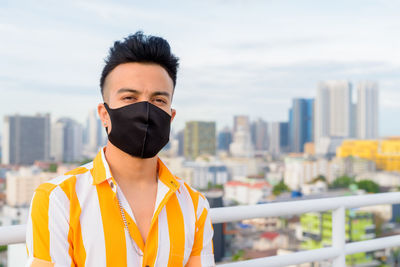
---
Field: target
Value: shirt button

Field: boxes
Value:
[110,181,114,189]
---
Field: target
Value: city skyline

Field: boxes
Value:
[1,0,400,136]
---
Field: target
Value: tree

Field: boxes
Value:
[331,175,355,189]
[79,158,93,165]
[232,249,245,261]
[311,175,327,184]
[357,179,380,193]
[48,163,58,173]
[273,180,290,196]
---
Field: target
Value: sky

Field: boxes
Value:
[1,0,400,136]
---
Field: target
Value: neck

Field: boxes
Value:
[104,141,158,187]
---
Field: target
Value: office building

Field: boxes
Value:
[217,127,232,152]
[233,115,250,133]
[357,81,379,139]
[184,121,216,159]
[51,118,83,163]
[2,114,50,165]
[230,126,254,158]
[269,122,289,155]
[315,81,353,143]
[176,130,185,157]
[85,109,105,155]
[251,119,269,152]
[289,98,314,153]
[337,138,400,172]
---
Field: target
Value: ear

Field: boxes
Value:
[98,103,111,134]
[170,108,176,122]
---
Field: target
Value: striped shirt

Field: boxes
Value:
[25,147,215,267]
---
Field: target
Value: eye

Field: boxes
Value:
[155,98,167,104]
[123,96,136,101]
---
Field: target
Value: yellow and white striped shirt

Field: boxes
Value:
[26,147,215,267]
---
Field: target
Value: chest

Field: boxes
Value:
[75,183,197,267]
[125,190,157,243]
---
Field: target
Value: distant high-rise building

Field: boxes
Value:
[289,98,314,153]
[2,114,50,165]
[217,127,232,152]
[176,130,185,156]
[357,81,379,139]
[233,115,250,133]
[315,81,353,143]
[269,122,289,155]
[51,118,83,162]
[351,103,357,138]
[251,119,269,151]
[184,121,216,159]
[230,117,254,158]
[85,110,105,154]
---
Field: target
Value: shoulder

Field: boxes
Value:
[175,177,210,217]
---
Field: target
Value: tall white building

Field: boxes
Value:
[315,81,353,143]
[233,115,250,133]
[230,120,254,158]
[51,118,83,162]
[357,81,379,139]
[85,110,105,155]
[1,114,50,165]
[230,115,254,157]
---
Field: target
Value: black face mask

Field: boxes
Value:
[104,101,171,158]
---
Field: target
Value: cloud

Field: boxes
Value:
[0,0,399,136]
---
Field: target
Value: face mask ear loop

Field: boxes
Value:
[103,103,110,134]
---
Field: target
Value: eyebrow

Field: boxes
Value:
[116,88,171,98]
[152,91,171,98]
[116,88,140,94]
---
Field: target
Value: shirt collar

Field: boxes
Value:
[91,147,180,191]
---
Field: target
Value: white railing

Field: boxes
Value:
[2,192,400,266]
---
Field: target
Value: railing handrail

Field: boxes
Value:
[210,191,400,224]
[2,191,400,266]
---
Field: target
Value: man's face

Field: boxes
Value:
[98,62,176,133]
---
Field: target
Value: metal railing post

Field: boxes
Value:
[332,206,346,267]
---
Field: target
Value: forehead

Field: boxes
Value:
[104,62,174,96]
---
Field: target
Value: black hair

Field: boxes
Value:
[100,31,179,98]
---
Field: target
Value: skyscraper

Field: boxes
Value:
[315,81,353,142]
[184,121,216,159]
[176,129,185,156]
[233,115,250,133]
[289,98,314,153]
[2,114,50,165]
[85,109,105,154]
[51,118,83,162]
[251,119,269,151]
[357,81,379,139]
[269,122,289,155]
[230,116,254,158]
[217,127,232,152]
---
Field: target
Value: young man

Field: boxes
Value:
[26,32,215,267]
